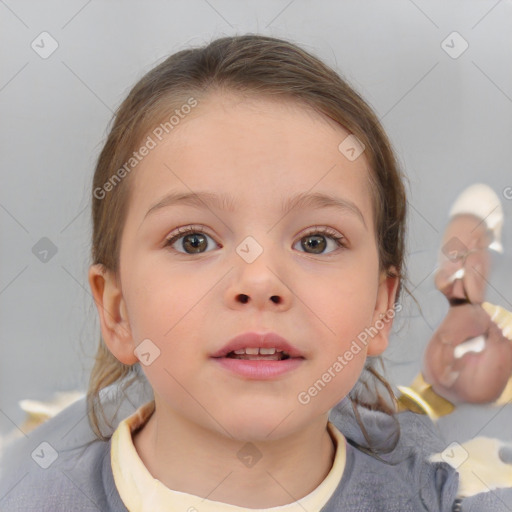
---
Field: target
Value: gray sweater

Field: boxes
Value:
[0,379,509,511]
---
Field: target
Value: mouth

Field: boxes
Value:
[224,347,293,361]
[211,331,305,360]
[210,332,305,378]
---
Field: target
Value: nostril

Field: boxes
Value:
[236,295,281,304]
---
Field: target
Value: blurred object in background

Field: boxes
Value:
[0,390,84,455]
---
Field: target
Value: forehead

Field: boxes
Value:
[129,92,375,225]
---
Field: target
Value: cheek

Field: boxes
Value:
[131,315,204,405]
[304,267,378,336]
[123,259,189,338]
[298,280,377,403]
[123,262,210,364]
[302,346,368,412]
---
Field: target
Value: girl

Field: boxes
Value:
[1,34,503,511]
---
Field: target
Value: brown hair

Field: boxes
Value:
[87,34,407,444]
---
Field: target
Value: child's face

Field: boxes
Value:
[98,92,397,440]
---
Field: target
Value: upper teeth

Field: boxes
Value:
[233,347,283,355]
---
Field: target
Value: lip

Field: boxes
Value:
[210,332,305,379]
[210,332,304,359]
[213,357,304,379]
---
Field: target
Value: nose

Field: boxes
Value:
[226,249,292,311]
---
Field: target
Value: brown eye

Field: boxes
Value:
[165,228,217,254]
[180,233,208,253]
[294,228,347,255]
[301,234,327,254]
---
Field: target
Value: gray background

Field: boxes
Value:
[1,0,512,447]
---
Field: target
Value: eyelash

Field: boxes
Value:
[163,225,347,254]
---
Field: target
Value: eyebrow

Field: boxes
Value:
[144,190,367,228]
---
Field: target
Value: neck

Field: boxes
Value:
[133,399,337,508]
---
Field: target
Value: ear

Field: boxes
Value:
[366,268,400,356]
[88,264,138,365]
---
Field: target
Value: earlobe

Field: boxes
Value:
[88,264,138,365]
[367,269,400,356]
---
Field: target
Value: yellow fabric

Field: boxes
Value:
[111,401,347,512]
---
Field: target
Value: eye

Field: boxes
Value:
[294,227,347,255]
[164,226,219,254]
[164,225,346,255]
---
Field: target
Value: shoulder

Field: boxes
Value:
[0,384,148,512]
[328,402,460,511]
[342,440,459,511]
[329,403,512,511]
[0,436,117,511]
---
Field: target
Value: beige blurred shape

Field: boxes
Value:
[0,391,84,453]
[431,437,512,497]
